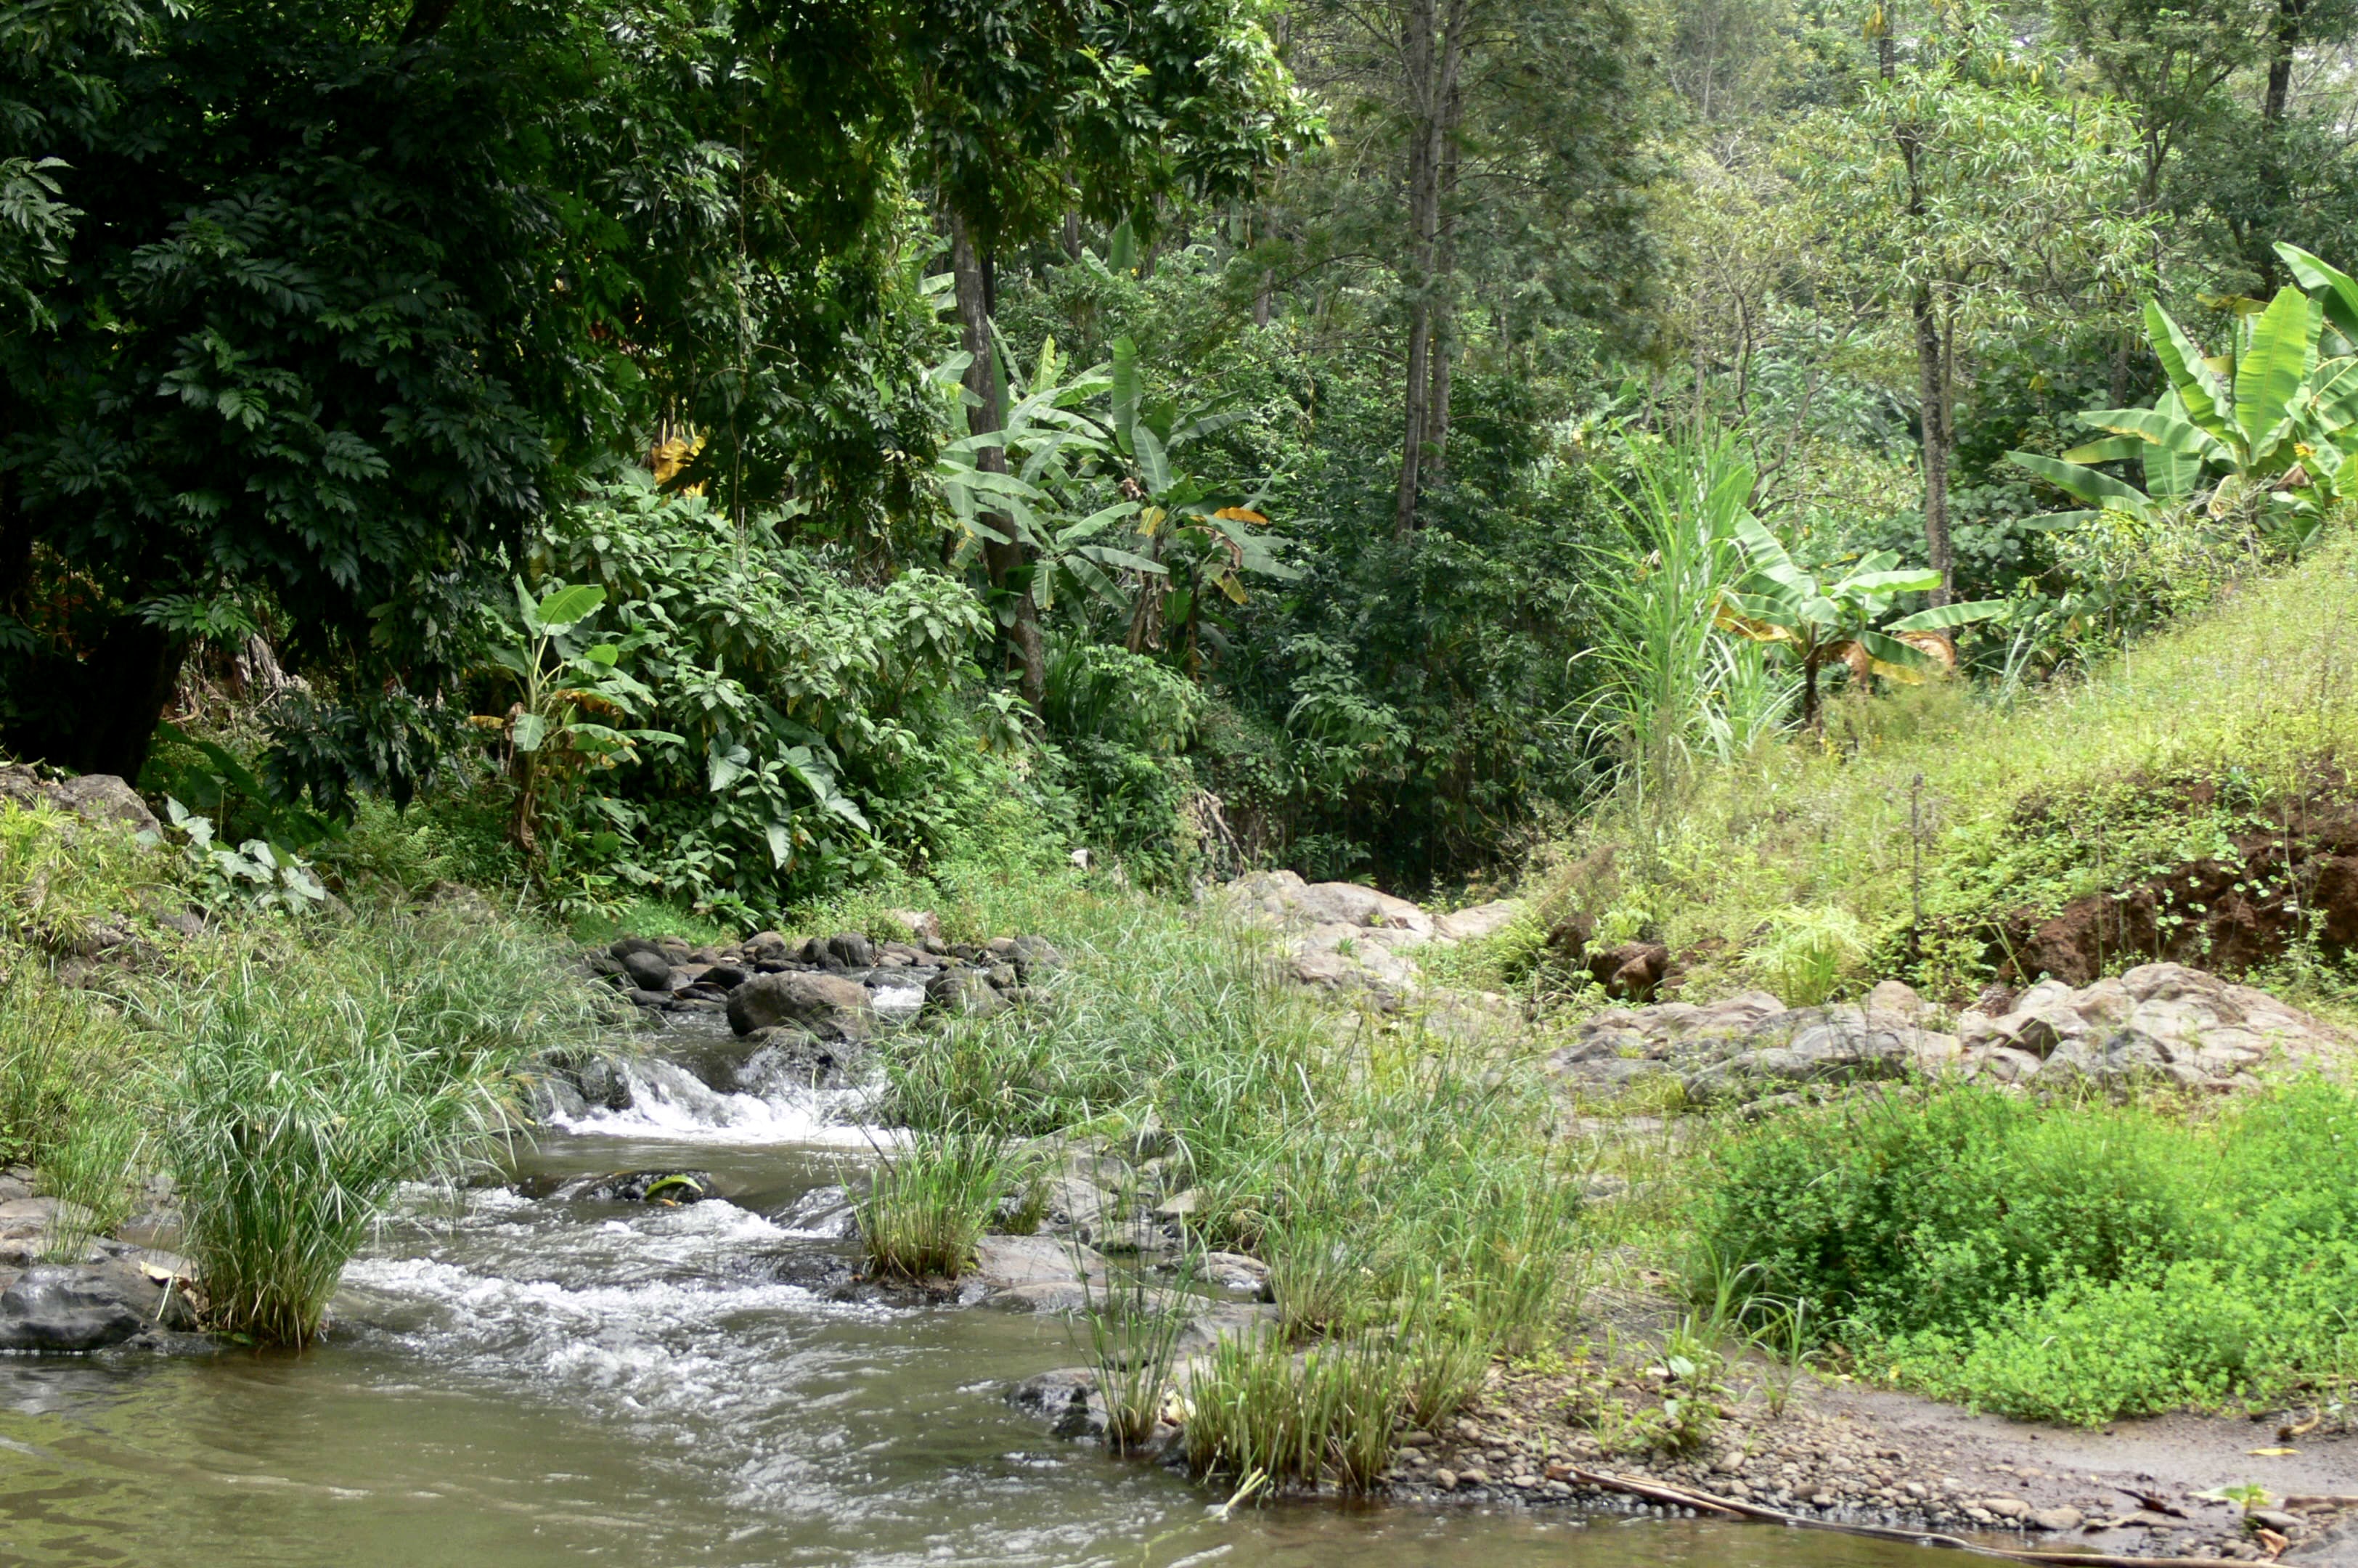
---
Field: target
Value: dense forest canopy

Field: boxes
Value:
[7,0,2358,918]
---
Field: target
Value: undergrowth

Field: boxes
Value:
[1541,535,2358,1001]
[1694,1081,2358,1425]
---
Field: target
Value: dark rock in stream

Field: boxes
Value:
[737,1028,860,1091]
[616,947,674,991]
[0,1259,195,1351]
[549,1170,720,1204]
[726,971,875,1041]
[1009,1367,1108,1440]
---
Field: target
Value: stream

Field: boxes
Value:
[0,1037,1933,1567]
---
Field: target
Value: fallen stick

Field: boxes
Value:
[1558,1465,2251,1568]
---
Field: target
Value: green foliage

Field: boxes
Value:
[510,476,1009,919]
[856,1126,1027,1281]
[1696,1082,2358,1424]
[157,915,607,1346]
[158,799,329,918]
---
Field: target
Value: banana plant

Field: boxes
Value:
[1718,519,2006,732]
[479,581,677,857]
[1099,333,1297,671]
[2009,243,2358,555]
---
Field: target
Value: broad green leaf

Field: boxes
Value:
[534,584,605,629]
[2235,286,2317,461]
[582,643,619,667]
[2007,451,2152,513]
[706,741,750,793]
[2060,436,2143,464]
[1889,598,2007,632]
[511,713,548,752]
[2277,242,2358,344]
[1841,568,1943,595]
[2145,301,2230,437]
[1731,511,1800,579]
[1133,422,1172,497]
[1076,544,1169,576]
[2073,407,2226,461]
[1856,628,1939,671]
[764,821,791,867]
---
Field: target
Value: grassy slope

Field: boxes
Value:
[1543,536,2358,1003]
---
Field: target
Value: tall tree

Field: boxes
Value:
[1792,4,2155,601]
[902,0,1313,706]
[1281,0,1655,536]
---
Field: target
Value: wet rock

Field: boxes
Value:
[617,947,674,991]
[926,968,1006,1020]
[1010,1366,1107,1440]
[552,1169,719,1204]
[2030,1506,2084,1532]
[1196,1251,1274,1301]
[826,932,874,970]
[0,1263,152,1350]
[974,1234,1108,1294]
[727,971,874,1042]
[737,1028,857,1091]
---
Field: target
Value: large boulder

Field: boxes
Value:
[925,967,1007,1020]
[0,767,160,836]
[0,1262,155,1351]
[726,971,875,1041]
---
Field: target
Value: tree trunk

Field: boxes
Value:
[1424,81,1462,475]
[1392,0,1464,539]
[1803,653,1822,735]
[2265,0,2306,123]
[1913,286,1954,605]
[948,211,1045,709]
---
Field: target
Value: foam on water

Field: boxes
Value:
[546,1055,878,1147]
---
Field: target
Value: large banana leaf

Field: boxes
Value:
[2234,286,2319,462]
[2145,301,2230,438]
[2278,242,2358,346]
[2073,405,2227,462]
[2007,450,2154,515]
[1889,598,2007,632]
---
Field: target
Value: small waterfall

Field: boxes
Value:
[531,1023,879,1147]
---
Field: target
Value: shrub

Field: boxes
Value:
[1695,1082,2358,1424]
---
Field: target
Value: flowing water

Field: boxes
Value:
[0,1042,1933,1567]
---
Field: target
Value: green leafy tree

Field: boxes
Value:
[910,0,1315,706]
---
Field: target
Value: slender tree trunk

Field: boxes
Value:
[1393,0,1464,538]
[1062,211,1082,260]
[1913,287,1954,605]
[948,211,1045,708]
[2266,0,2306,123]
[1424,81,1462,474]
[1885,14,1952,605]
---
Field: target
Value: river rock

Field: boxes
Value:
[1011,934,1066,978]
[926,968,1006,1019]
[1009,1366,1107,1440]
[0,1262,153,1350]
[974,1234,1109,1294]
[617,947,673,991]
[1435,899,1526,942]
[737,1028,857,1091]
[727,971,874,1041]
[552,1169,719,1204]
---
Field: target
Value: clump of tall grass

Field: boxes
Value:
[38,1090,147,1262]
[1184,1330,1405,1493]
[0,968,145,1166]
[1082,1259,1194,1454]
[1745,903,1870,1005]
[857,1127,1029,1280]
[158,915,603,1346]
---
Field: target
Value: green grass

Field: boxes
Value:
[855,1126,1030,1280]
[1541,534,2358,1000]
[1693,1079,2358,1425]
[155,914,609,1344]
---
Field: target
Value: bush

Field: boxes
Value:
[159,915,605,1345]
[1695,1082,2358,1424]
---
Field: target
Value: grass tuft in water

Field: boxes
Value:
[857,1126,1027,1280]
[159,915,601,1347]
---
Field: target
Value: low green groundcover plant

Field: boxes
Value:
[1694,1082,2358,1425]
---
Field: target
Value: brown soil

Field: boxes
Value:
[2002,797,2358,987]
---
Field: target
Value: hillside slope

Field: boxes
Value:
[1543,537,2358,1005]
